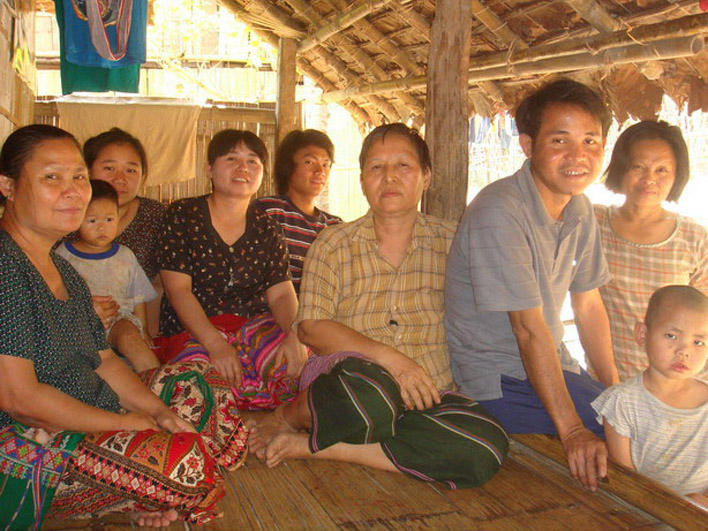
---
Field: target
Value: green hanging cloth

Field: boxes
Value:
[54,0,140,94]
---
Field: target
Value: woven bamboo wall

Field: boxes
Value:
[0,0,36,140]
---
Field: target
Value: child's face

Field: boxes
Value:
[635,304,707,381]
[77,197,119,252]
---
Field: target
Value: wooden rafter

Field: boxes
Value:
[564,0,620,33]
[295,57,370,126]
[283,0,403,123]
[470,0,529,49]
[297,0,391,53]
[219,0,304,38]
[325,0,426,114]
[388,0,431,39]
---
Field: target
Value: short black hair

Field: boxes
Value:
[274,129,334,194]
[89,179,119,206]
[515,78,611,140]
[207,129,268,167]
[359,123,431,174]
[604,121,690,202]
[84,128,148,178]
[645,285,708,328]
[1,124,81,181]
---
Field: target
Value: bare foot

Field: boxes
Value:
[248,406,297,460]
[264,432,311,468]
[131,508,179,527]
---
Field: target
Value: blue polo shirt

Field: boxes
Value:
[444,160,609,400]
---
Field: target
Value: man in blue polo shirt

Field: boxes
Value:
[445,79,619,491]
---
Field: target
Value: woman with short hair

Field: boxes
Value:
[157,129,308,409]
[595,120,707,380]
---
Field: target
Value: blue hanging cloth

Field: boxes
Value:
[63,0,147,69]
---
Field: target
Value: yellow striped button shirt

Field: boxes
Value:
[297,211,457,391]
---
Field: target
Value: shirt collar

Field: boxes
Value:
[352,210,434,250]
[517,159,585,227]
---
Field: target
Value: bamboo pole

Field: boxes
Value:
[388,0,430,39]
[298,0,390,53]
[469,13,708,70]
[323,34,705,101]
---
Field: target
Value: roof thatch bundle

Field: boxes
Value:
[36,1,706,127]
[218,0,706,127]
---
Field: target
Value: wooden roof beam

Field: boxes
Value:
[564,0,621,33]
[323,35,704,101]
[296,57,370,126]
[388,0,431,40]
[470,0,528,49]
[219,0,305,38]
[298,0,391,53]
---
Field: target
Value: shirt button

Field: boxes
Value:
[229,246,234,252]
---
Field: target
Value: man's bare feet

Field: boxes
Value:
[264,432,311,468]
[248,405,298,460]
[131,508,179,527]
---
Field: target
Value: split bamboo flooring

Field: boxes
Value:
[45,419,706,531]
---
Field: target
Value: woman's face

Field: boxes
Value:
[208,142,264,199]
[360,133,430,218]
[0,138,91,239]
[621,138,676,207]
[90,142,143,208]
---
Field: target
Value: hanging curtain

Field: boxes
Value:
[54,1,147,94]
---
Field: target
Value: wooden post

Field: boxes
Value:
[276,38,298,145]
[424,0,471,222]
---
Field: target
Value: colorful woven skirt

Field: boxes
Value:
[166,314,301,411]
[44,360,248,525]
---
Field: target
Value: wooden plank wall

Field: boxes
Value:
[33,101,279,204]
[0,0,35,139]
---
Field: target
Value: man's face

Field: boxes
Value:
[520,103,606,213]
[288,145,332,200]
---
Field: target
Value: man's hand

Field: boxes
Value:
[382,352,440,411]
[561,425,608,491]
[92,295,120,329]
[275,331,308,378]
[208,339,243,388]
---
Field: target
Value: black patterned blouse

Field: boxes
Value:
[0,231,121,428]
[157,196,291,336]
[116,197,167,280]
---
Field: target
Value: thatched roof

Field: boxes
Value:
[219,0,706,127]
[37,1,707,127]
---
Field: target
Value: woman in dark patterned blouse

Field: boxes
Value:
[158,130,308,400]
[83,128,166,334]
[0,125,243,527]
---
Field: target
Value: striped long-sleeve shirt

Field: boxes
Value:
[253,195,342,293]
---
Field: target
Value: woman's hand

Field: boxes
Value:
[154,408,196,434]
[380,351,440,411]
[120,410,159,431]
[275,330,308,378]
[207,338,243,388]
[92,295,120,329]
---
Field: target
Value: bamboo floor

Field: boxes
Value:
[44,416,706,531]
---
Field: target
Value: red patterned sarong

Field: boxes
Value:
[162,314,301,411]
[47,360,248,525]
